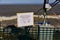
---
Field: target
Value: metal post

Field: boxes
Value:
[0,18,3,40]
[43,0,47,25]
[43,0,49,25]
[38,25,40,40]
[43,12,46,25]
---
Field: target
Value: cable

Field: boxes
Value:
[51,0,57,5]
[35,8,43,15]
[56,0,60,2]
[51,1,59,7]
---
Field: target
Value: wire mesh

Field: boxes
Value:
[38,27,60,40]
[0,26,60,40]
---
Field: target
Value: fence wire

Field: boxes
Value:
[0,26,60,40]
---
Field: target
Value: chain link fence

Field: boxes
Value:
[0,26,60,40]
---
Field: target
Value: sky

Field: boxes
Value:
[0,0,56,4]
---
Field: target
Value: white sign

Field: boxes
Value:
[45,4,52,10]
[17,12,34,27]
